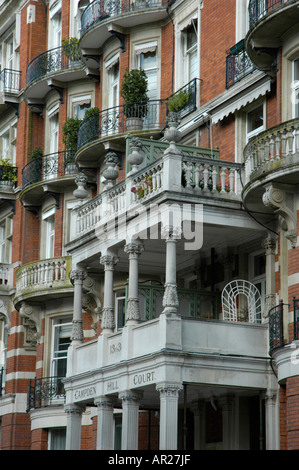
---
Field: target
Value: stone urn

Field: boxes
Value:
[127,137,144,175]
[102,152,119,189]
[164,112,182,148]
[73,172,88,201]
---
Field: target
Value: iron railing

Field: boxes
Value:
[22,150,76,189]
[27,376,65,411]
[249,0,293,27]
[26,43,83,86]
[226,40,256,88]
[0,69,21,93]
[269,298,299,354]
[81,0,175,35]
[77,79,198,149]
[125,283,219,322]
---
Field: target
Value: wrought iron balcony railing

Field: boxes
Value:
[27,376,65,411]
[269,298,299,354]
[81,0,175,35]
[225,40,256,88]
[77,79,198,149]
[248,0,293,27]
[22,149,76,189]
[26,43,84,87]
[0,69,21,93]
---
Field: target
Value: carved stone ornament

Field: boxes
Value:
[124,242,144,259]
[101,307,115,330]
[162,283,179,314]
[126,298,140,322]
[82,275,102,324]
[70,269,87,284]
[0,299,10,331]
[262,184,297,248]
[73,172,88,200]
[71,319,84,343]
[100,255,119,270]
[103,152,119,188]
[19,302,42,348]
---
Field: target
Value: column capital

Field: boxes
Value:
[100,254,119,270]
[124,242,144,258]
[94,396,115,409]
[161,225,182,241]
[64,403,86,416]
[70,269,87,283]
[119,390,143,403]
[156,382,183,398]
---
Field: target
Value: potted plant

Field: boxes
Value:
[62,37,81,63]
[81,107,100,144]
[167,90,190,113]
[0,157,17,188]
[62,117,81,173]
[120,68,148,130]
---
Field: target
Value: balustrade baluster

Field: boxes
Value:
[212,165,218,192]
[220,167,227,193]
[264,137,270,162]
[229,168,234,194]
[184,162,193,188]
[287,128,294,156]
[275,134,281,160]
[202,165,209,191]
[55,261,59,281]
[194,163,201,189]
[269,135,275,162]
[281,130,287,158]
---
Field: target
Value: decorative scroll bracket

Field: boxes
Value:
[263,183,297,248]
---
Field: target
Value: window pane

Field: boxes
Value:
[247,106,263,133]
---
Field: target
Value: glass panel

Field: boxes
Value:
[52,321,72,378]
[0,222,5,263]
[247,105,263,133]
[49,428,66,450]
[46,215,55,258]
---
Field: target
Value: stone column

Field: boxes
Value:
[220,396,235,450]
[157,383,183,450]
[263,234,277,322]
[124,242,144,325]
[162,226,181,316]
[70,269,87,345]
[119,391,142,450]
[65,403,85,450]
[265,391,279,450]
[191,401,205,450]
[95,396,115,450]
[100,254,119,333]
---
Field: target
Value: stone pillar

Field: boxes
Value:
[162,226,181,316]
[220,396,235,450]
[191,401,205,450]
[263,234,277,322]
[157,383,183,450]
[100,254,119,333]
[265,391,279,450]
[65,403,85,450]
[70,269,87,345]
[119,391,142,450]
[124,242,144,325]
[95,396,115,450]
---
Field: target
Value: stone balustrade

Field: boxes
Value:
[15,256,72,300]
[244,118,299,181]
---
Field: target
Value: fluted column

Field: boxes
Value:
[220,396,235,450]
[162,226,181,316]
[65,403,85,450]
[70,269,87,345]
[119,391,142,450]
[100,254,119,333]
[95,396,115,450]
[157,383,183,450]
[124,242,144,325]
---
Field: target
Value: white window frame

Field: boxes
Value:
[249,250,266,314]
[135,41,158,101]
[183,19,198,84]
[292,58,299,119]
[0,214,13,264]
[42,208,55,259]
[246,102,265,142]
[72,94,91,119]
[50,317,72,378]
[49,1,62,49]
